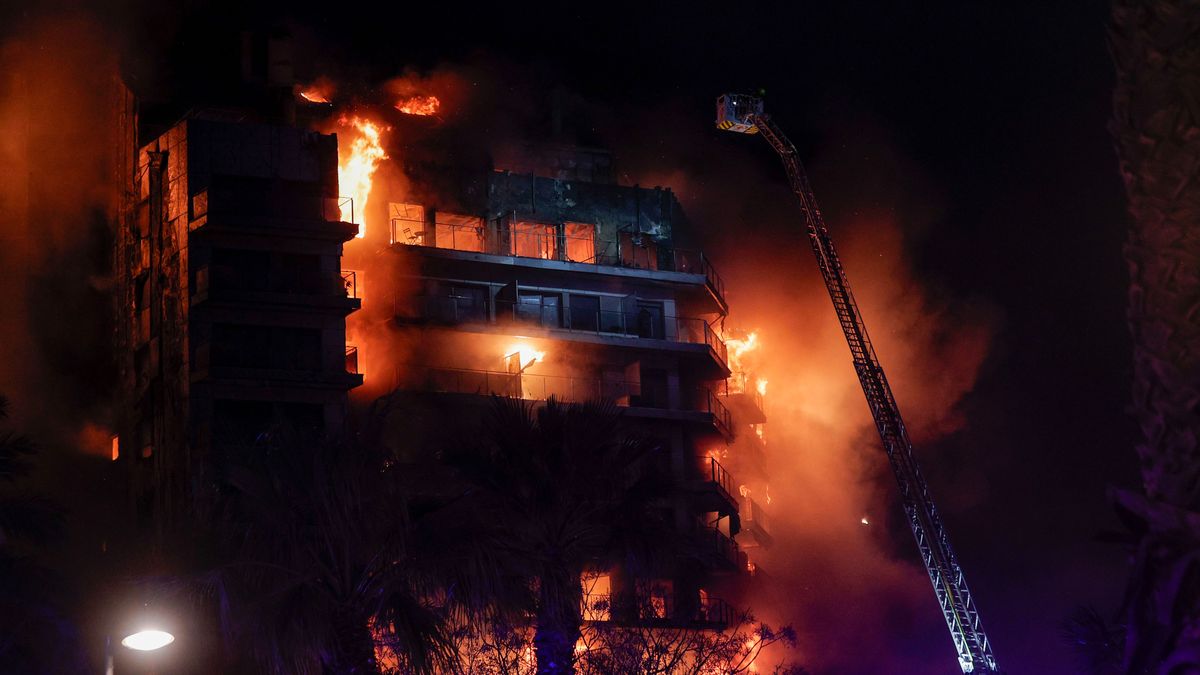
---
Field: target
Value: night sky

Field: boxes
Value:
[2,1,1138,672]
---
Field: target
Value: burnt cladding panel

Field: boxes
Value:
[186,120,334,191]
[487,172,677,244]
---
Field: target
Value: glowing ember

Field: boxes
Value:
[395,94,440,116]
[861,516,870,526]
[337,116,388,238]
[739,484,751,498]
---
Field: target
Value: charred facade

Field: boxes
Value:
[112,117,362,531]
[354,144,773,629]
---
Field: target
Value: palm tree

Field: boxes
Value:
[440,397,677,675]
[1061,606,1124,674]
[1109,1,1200,671]
[203,427,500,675]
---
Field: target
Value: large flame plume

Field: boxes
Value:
[336,116,388,238]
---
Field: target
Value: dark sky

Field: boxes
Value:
[5,0,1139,672]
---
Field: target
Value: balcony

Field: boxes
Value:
[191,265,361,314]
[398,366,733,438]
[192,342,364,390]
[402,296,728,369]
[717,373,766,424]
[686,456,739,516]
[692,525,744,572]
[187,188,358,241]
[684,387,733,440]
[737,497,773,549]
[581,592,735,629]
[392,221,727,311]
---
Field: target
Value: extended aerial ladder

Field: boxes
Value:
[716,94,999,674]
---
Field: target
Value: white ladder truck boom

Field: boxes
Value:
[716,93,999,675]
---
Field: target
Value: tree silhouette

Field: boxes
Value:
[441,396,678,675]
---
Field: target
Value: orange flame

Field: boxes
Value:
[506,342,545,371]
[395,95,440,116]
[726,331,760,371]
[337,116,388,238]
[299,88,329,104]
[297,78,335,104]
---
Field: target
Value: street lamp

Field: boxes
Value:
[121,629,175,651]
[106,627,175,674]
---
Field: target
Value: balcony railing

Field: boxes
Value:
[393,221,726,306]
[341,270,358,299]
[698,456,736,502]
[718,372,764,413]
[687,387,733,438]
[740,497,770,537]
[695,525,742,569]
[401,367,732,435]
[403,297,728,366]
[581,593,734,628]
[407,366,640,404]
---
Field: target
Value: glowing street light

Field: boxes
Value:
[106,625,177,674]
[120,629,175,651]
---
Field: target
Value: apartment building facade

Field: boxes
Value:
[113,116,362,529]
[355,145,773,630]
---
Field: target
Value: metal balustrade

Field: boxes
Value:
[718,372,764,412]
[400,367,731,436]
[696,525,741,568]
[698,456,736,501]
[402,297,728,366]
[689,387,733,438]
[340,270,358,298]
[391,220,726,306]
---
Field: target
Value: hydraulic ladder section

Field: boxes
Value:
[716,94,999,674]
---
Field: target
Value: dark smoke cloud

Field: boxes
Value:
[0,14,120,454]
[593,99,1001,674]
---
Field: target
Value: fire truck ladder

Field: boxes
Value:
[716,94,999,674]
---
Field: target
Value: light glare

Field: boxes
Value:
[121,629,175,651]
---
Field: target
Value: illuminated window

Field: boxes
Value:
[581,573,612,621]
[110,435,119,461]
[435,212,485,252]
[389,203,425,245]
[511,221,556,259]
[564,222,596,262]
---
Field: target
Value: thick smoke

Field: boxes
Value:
[603,103,999,673]
[0,15,120,454]
[295,57,1000,671]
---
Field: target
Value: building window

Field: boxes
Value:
[581,573,612,622]
[390,202,425,244]
[516,292,561,328]
[511,221,557,259]
[564,222,596,262]
[435,212,485,252]
[634,301,665,339]
[568,294,601,332]
[441,284,488,323]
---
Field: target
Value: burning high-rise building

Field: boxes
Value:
[112,115,363,529]
[350,138,775,632]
